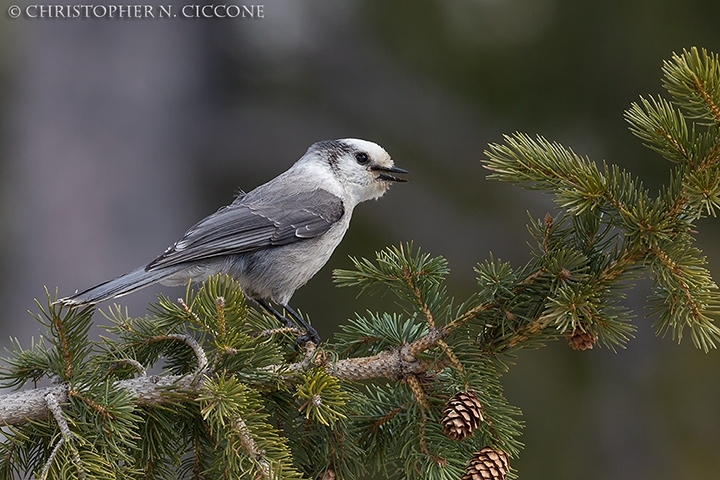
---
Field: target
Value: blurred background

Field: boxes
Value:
[1,0,719,478]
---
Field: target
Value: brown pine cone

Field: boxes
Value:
[441,391,484,440]
[566,329,597,350]
[461,447,509,480]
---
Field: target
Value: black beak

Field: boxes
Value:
[371,165,409,183]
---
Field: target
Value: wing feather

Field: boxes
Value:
[147,189,344,269]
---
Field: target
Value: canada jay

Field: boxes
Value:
[59,138,408,344]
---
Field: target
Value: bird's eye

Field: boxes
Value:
[355,152,370,164]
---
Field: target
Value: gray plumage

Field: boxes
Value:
[60,139,407,313]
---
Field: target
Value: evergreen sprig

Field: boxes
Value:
[483,46,720,352]
[662,47,720,125]
[0,47,719,479]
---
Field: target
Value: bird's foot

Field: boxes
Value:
[257,299,321,347]
[284,304,320,347]
[295,325,320,347]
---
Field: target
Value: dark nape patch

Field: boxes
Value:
[311,139,354,171]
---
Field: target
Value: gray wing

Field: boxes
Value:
[147,189,344,270]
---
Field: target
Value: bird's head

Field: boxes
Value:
[304,138,408,204]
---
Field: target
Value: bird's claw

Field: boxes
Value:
[295,326,320,348]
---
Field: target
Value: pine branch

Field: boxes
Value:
[662,47,720,125]
[0,375,197,426]
[0,327,453,428]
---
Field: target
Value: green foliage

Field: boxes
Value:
[0,277,306,480]
[198,375,303,479]
[334,243,453,324]
[1,47,719,480]
[333,243,525,478]
[335,313,428,357]
[484,46,720,352]
[296,369,349,425]
[661,47,720,125]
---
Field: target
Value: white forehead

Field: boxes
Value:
[339,138,392,165]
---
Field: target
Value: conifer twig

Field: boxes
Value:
[157,334,209,373]
[114,358,147,376]
[177,298,203,327]
[233,415,272,479]
[39,436,65,480]
[215,296,226,338]
[45,390,85,480]
[437,339,464,373]
[252,326,302,338]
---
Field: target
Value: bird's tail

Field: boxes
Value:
[58,265,183,306]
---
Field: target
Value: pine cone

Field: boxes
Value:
[566,329,596,350]
[462,447,509,480]
[441,391,484,440]
[318,468,336,480]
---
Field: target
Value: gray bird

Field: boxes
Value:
[59,138,408,343]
